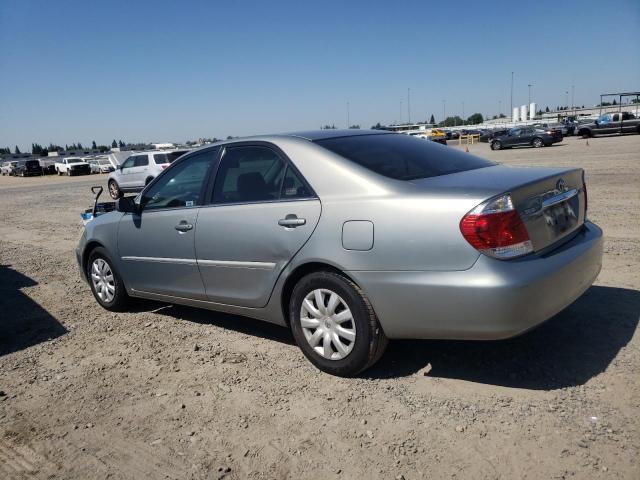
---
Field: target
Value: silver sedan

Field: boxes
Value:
[76,130,603,376]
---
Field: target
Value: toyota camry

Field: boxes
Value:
[76,130,602,376]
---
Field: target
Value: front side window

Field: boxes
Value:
[140,149,218,211]
[212,146,286,204]
[121,157,135,169]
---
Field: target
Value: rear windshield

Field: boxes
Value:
[25,160,40,167]
[154,151,186,164]
[67,159,83,164]
[315,133,493,180]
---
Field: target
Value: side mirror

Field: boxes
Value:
[116,196,138,214]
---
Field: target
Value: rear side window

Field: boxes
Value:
[154,152,185,164]
[213,146,286,203]
[315,134,493,181]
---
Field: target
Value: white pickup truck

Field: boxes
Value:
[55,157,92,176]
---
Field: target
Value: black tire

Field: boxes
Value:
[491,140,502,150]
[580,129,591,139]
[108,180,122,200]
[532,137,544,148]
[86,247,130,311]
[289,271,388,377]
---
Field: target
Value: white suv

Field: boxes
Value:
[107,150,187,199]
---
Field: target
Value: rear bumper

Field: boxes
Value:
[349,221,603,340]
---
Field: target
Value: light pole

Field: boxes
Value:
[442,99,446,125]
[346,101,350,129]
[407,88,411,124]
[399,100,403,124]
[498,100,502,118]
[528,84,532,105]
[462,101,465,125]
[510,71,514,120]
[565,91,569,110]
[571,85,575,114]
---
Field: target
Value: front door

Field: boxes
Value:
[117,149,219,299]
[118,156,136,188]
[195,145,321,308]
[129,154,150,188]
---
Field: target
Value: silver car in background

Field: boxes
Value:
[77,130,602,376]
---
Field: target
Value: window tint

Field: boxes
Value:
[213,146,286,203]
[133,155,149,167]
[315,134,493,181]
[280,166,313,199]
[141,149,217,211]
[153,152,185,165]
[612,114,619,122]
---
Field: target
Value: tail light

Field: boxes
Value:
[460,193,533,259]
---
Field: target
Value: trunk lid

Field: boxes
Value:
[409,165,586,253]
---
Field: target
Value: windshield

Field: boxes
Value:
[154,151,186,164]
[98,160,111,165]
[315,133,493,181]
[67,159,83,164]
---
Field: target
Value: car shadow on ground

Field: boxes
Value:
[365,285,639,389]
[150,303,294,346]
[0,264,68,356]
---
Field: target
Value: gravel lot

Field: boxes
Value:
[1,134,639,479]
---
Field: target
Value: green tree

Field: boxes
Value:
[371,122,383,129]
[111,139,117,148]
[14,145,21,154]
[91,140,97,149]
[466,113,484,125]
[429,114,435,124]
[545,106,550,113]
[349,124,360,129]
[438,116,464,127]
[118,140,125,148]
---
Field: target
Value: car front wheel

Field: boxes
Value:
[532,137,544,148]
[491,140,502,150]
[108,180,122,199]
[87,247,130,311]
[289,271,388,376]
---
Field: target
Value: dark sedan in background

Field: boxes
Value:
[15,159,44,176]
[491,127,562,150]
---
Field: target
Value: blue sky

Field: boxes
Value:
[1,0,639,151]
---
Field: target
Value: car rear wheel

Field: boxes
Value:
[491,140,502,150]
[289,271,388,377]
[87,247,130,311]
[580,130,591,139]
[108,180,122,199]
[532,137,544,148]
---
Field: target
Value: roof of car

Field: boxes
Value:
[281,129,392,141]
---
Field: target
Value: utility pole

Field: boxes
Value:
[565,91,569,109]
[442,99,446,125]
[510,71,514,120]
[462,101,465,125]
[528,84,532,105]
[498,100,502,117]
[399,100,403,124]
[407,88,411,124]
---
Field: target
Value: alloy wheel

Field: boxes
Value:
[300,289,356,360]
[91,258,115,303]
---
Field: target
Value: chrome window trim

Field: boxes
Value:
[121,256,197,265]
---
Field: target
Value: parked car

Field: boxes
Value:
[479,129,508,143]
[55,157,91,176]
[77,130,602,376]
[491,127,562,150]
[576,111,640,138]
[107,150,187,199]
[14,159,43,176]
[39,158,57,175]
[87,157,115,174]
[534,123,568,136]
[1,161,19,175]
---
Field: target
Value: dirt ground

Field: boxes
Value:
[1,134,639,479]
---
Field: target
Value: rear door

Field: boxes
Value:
[117,148,219,299]
[195,143,321,308]
[129,154,150,187]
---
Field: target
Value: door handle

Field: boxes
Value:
[278,215,306,228]
[175,221,193,232]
